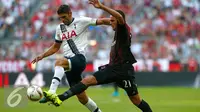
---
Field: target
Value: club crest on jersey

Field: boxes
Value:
[62,30,77,40]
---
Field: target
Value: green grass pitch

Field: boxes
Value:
[1,87,200,112]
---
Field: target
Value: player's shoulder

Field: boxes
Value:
[55,23,64,30]
[75,16,93,21]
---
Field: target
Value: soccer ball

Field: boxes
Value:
[27,85,43,101]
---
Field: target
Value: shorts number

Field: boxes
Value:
[123,80,132,88]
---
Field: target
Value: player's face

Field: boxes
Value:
[58,12,72,25]
[110,16,117,31]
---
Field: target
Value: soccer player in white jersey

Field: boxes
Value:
[32,4,110,112]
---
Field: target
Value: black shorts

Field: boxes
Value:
[64,54,86,86]
[93,62,138,96]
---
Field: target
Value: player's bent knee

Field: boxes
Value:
[55,58,68,67]
[81,76,97,86]
[55,60,63,66]
[129,95,142,105]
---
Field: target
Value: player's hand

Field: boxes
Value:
[88,0,102,9]
[31,54,44,64]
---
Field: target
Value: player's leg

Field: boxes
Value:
[66,73,101,111]
[56,65,115,104]
[64,54,102,112]
[48,58,70,93]
[40,58,69,103]
[76,91,101,112]
[129,94,152,112]
[112,83,119,97]
[117,79,152,112]
[117,66,152,112]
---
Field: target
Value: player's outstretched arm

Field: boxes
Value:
[31,42,61,64]
[96,18,110,25]
[89,0,125,25]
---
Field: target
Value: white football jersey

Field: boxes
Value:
[55,16,97,57]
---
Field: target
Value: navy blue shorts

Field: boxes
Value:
[64,54,86,86]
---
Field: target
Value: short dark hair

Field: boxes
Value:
[115,10,125,20]
[57,4,71,14]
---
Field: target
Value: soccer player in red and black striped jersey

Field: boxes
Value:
[49,0,153,111]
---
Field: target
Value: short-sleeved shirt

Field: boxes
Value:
[109,23,137,65]
[55,17,97,57]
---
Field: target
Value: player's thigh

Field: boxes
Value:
[93,66,117,85]
[115,63,138,96]
[69,54,86,71]
[55,58,69,70]
[65,54,87,86]
[116,76,138,96]
[65,71,82,86]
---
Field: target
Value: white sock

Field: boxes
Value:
[85,98,102,112]
[48,66,64,94]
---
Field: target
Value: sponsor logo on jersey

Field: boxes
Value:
[61,30,77,40]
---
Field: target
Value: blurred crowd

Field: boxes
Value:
[1,0,200,66]
[0,0,37,38]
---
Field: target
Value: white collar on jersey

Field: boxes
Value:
[65,18,75,26]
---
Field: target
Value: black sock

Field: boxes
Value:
[94,107,99,112]
[137,100,152,112]
[58,82,88,101]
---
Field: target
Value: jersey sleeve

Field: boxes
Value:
[54,25,62,43]
[80,16,97,26]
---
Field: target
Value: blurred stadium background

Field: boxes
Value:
[0,0,200,112]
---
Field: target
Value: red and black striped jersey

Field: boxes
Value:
[109,23,137,65]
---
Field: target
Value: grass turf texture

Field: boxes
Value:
[1,87,200,112]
